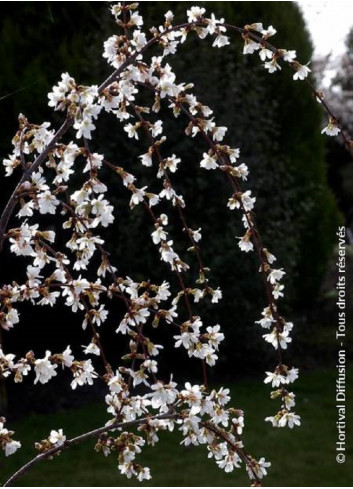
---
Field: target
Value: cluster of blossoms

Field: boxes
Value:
[0,345,97,390]
[0,418,21,457]
[34,428,67,456]
[1,3,346,486]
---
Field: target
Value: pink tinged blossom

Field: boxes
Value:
[73,117,96,139]
[139,153,152,167]
[52,268,66,283]
[62,346,74,368]
[156,281,171,301]
[188,227,201,242]
[79,85,98,105]
[181,383,202,414]
[26,265,43,286]
[71,360,97,389]
[82,152,104,173]
[37,191,59,214]
[83,104,101,121]
[237,231,253,252]
[163,40,179,56]
[216,452,241,472]
[34,351,57,384]
[1,308,20,330]
[147,342,163,357]
[278,411,301,428]
[264,59,281,73]
[263,248,276,264]
[103,36,118,64]
[110,5,122,18]
[150,381,178,409]
[228,147,240,162]
[203,346,218,366]
[137,467,151,482]
[10,230,34,256]
[49,429,66,446]
[0,350,15,373]
[232,415,244,435]
[187,6,206,22]
[130,11,143,27]
[181,433,199,447]
[5,440,21,457]
[265,415,278,427]
[283,392,296,409]
[71,277,90,295]
[321,119,340,136]
[286,367,299,383]
[48,74,75,110]
[264,371,286,387]
[282,50,297,63]
[17,200,34,217]
[158,77,177,98]
[151,226,167,244]
[151,120,163,137]
[272,283,285,299]
[131,31,147,50]
[165,154,181,173]
[82,343,100,356]
[261,25,276,38]
[165,10,174,23]
[241,190,256,211]
[243,39,260,55]
[213,126,227,141]
[92,305,109,326]
[108,372,124,394]
[263,329,292,349]
[215,387,231,406]
[159,240,178,265]
[205,13,221,35]
[293,63,311,81]
[32,171,48,189]
[159,186,176,200]
[131,307,150,325]
[248,457,271,480]
[124,123,139,139]
[232,163,249,180]
[200,153,218,170]
[90,195,115,226]
[3,154,19,177]
[212,35,230,48]
[208,441,228,460]
[142,359,158,373]
[121,172,135,187]
[129,186,147,207]
[248,22,263,32]
[267,268,285,284]
[259,48,273,61]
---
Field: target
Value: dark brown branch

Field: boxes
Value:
[3,411,178,487]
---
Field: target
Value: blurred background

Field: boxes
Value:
[0,2,352,486]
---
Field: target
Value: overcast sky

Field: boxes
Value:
[296,1,353,57]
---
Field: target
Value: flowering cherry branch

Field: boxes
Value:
[3,410,179,487]
[0,3,351,486]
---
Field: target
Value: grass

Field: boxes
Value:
[1,367,352,486]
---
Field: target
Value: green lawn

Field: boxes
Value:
[2,368,352,486]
